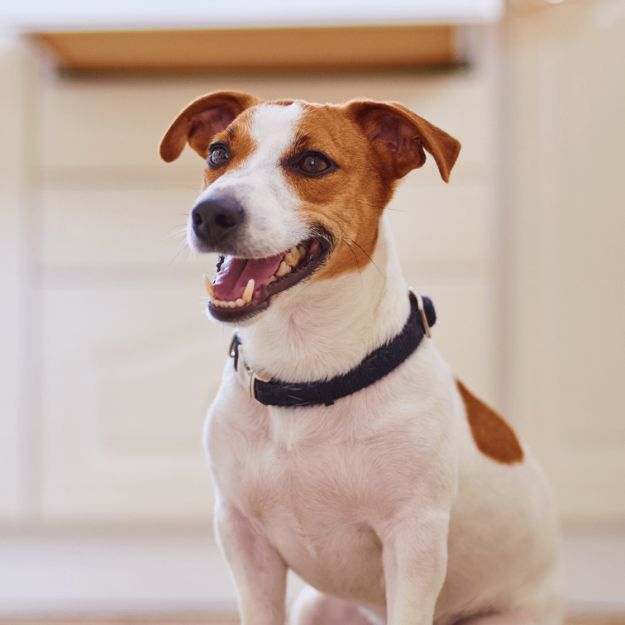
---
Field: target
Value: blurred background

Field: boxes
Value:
[0,0,624,622]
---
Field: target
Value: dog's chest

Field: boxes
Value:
[209,404,423,602]
[228,417,379,519]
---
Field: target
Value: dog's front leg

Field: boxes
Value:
[215,502,288,625]
[381,510,450,625]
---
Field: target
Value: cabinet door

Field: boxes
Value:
[40,284,229,522]
[505,2,625,521]
[41,70,491,170]
[38,67,498,522]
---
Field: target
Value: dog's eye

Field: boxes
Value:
[208,144,230,169]
[291,151,335,178]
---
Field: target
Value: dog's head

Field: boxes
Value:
[160,91,460,323]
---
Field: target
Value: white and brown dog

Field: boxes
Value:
[160,91,563,625]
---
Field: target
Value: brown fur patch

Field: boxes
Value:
[346,100,461,182]
[201,113,256,188]
[161,93,460,284]
[159,90,260,162]
[456,380,524,464]
[283,100,460,282]
[285,103,395,281]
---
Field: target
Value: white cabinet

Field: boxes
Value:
[31,58,498,522]
[40,285,227,521]
[504,2,625,522]
[41,186,206,267]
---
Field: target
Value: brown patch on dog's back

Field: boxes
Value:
[456,380,524,464]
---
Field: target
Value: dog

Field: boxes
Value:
[159,91,564,625]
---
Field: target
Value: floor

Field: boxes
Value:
[0,621,235,625]
[1,617,624,625]
[0,619,235,625]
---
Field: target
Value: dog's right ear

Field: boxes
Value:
[159,91,261,163]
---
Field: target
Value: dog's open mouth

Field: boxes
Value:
[204,230,332,322]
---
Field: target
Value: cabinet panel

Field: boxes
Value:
[42,183,492,270]
[40,275,498,521]
[37,62,498,525]
[40,285,229,521]
[505,2,625,521]
[390,180,492,267]
[41,71,491,171]
[42,185,206,268]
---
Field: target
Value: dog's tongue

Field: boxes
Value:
[213,253,284,301]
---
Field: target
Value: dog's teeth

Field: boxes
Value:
[268,276,277,284]
[276,261,291,277]
[242,278,255,303]
[235,298,245,307]
[203,274,214,298]
[285,246,300,267]
[227,301,236,308]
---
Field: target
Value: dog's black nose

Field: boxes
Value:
[191,196,244,246]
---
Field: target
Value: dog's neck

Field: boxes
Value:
[236,218,410,383]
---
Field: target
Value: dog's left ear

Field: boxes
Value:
[345,100,461,182]
[160,90,261,162]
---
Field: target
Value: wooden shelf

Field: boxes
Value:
[31,24,457,73]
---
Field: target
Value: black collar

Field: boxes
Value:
[229,291,436,408]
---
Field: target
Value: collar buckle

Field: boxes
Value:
[410,289,432,338]
[229,335,271,400]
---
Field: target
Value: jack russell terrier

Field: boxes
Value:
[160,91,563,625]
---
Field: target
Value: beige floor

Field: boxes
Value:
[1,618,624,625]
[3,620,241,625]
[0,619,235,625]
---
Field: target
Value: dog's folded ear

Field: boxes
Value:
[159,91,261,163]
[345,100,461,182]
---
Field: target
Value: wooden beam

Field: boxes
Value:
[31,25,456,73]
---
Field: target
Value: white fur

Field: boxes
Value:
[188,103,310,257]
[197,108,564,625]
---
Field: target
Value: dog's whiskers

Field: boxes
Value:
[167,224,188,240]
[342,238,364,277]
[346,236,384,279]
[170,241,191,264]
